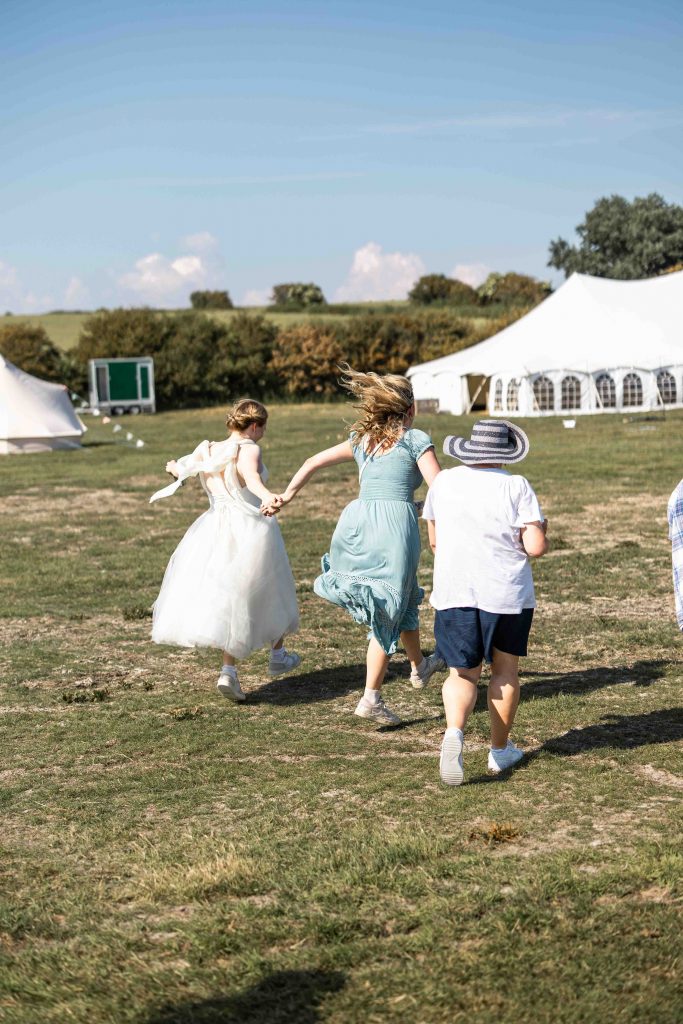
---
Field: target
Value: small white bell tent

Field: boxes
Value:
[0,354,86,454]
[408,270,683,417]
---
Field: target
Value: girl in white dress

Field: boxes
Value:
[150,399,300,701]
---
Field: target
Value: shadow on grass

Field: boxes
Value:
[541,707,683,754]
[144,968,345,1024]
[465,707,683,785]
[250,652,440,707]
[251,663,366,705]
[518,659,667,699]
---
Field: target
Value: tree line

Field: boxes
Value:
[0,306,525,409]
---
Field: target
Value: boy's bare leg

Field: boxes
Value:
[442,666,481,731]
[222,652,236,668]
[366,636,390,691]
[487,648,520,748]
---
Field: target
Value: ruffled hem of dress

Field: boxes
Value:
[313,554,423,656]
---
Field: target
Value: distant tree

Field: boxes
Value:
[271,323,344,396]
[408,274,478,306]
[190,290,233,310]
[477,272,551,306]
[0,323,65,382]
[211,312,278,398]
[271,283,326,309]
[72,308,176,403]
[74,308,174,362]
[548,193,683,279]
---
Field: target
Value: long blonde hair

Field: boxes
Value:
[225,398,268,433]
[339,363,414,449]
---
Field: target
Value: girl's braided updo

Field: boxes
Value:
[225,398,268,433]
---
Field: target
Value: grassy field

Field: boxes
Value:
[1,404,682,1024]
[3,303,499,352]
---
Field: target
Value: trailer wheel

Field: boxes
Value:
[112,406,125,416]
[129,406,141,415]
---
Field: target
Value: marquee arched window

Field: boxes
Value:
[533,375,554,412]
[493,379,503,412]
[506,378,520,412]
[657,370,677,405]
[595,373,616,408]
[561,375,582,411]
[622,372,643,408]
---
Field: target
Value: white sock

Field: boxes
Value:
[364,687,381,705]
[270,646,286,662]
[221,664,237,678]
[445,726,463,737]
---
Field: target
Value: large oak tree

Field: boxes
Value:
[548,193,683,279]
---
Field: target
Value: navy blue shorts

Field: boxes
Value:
[434,606,534,669]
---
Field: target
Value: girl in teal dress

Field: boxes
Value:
[265,366,444,726]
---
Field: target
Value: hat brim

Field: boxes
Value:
[443,421,529,464]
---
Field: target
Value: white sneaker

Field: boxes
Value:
[440,729,464,786]
[216,669,246,702]
[268,649,301,677]
[488,740,524,774]
[354,696,402,726]
[410,652,446,689]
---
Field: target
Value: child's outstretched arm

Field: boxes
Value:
[277,441,355,507]
[520,520,548,557]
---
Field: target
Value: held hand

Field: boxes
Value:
[166,460,180,478]
[260,493,284,517]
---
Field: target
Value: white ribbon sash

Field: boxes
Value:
[149,439,264,519]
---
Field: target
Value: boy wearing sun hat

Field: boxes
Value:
[422,419,548,786]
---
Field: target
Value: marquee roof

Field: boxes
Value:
[408,270,683,379]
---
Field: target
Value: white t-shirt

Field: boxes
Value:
[422,466,544,614]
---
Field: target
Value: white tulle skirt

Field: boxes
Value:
[152,496,299,659]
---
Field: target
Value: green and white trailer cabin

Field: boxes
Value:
[88,357,155,414]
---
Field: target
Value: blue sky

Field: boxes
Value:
[2,0,682,311]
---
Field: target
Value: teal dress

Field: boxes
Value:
[314,428,434,655]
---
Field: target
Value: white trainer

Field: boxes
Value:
[354,696,402,726]
[440,729,464,786]
[410,652,446,689]
[268,649,301,677]
[216,670,246,702]
[488,740,524,774]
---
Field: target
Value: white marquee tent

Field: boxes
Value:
[408,270,683,417]
[0,354,86,453]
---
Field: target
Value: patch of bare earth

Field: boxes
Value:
[635,764,683,790]
[0,487,142,521]
[546,491,670,554]
[540,594,674,620]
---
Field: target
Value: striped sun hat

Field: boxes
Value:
[443,419,529,465]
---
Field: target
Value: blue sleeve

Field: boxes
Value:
[405,428,433,461]
[349,431,363,467]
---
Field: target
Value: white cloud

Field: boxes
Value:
[335,242,425,302]
[242,288,271,307]
[451,263,490,288]
[64,276,90,308]
[118,232,225,306]
[182,230,220,253]
[0,260,53,313]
